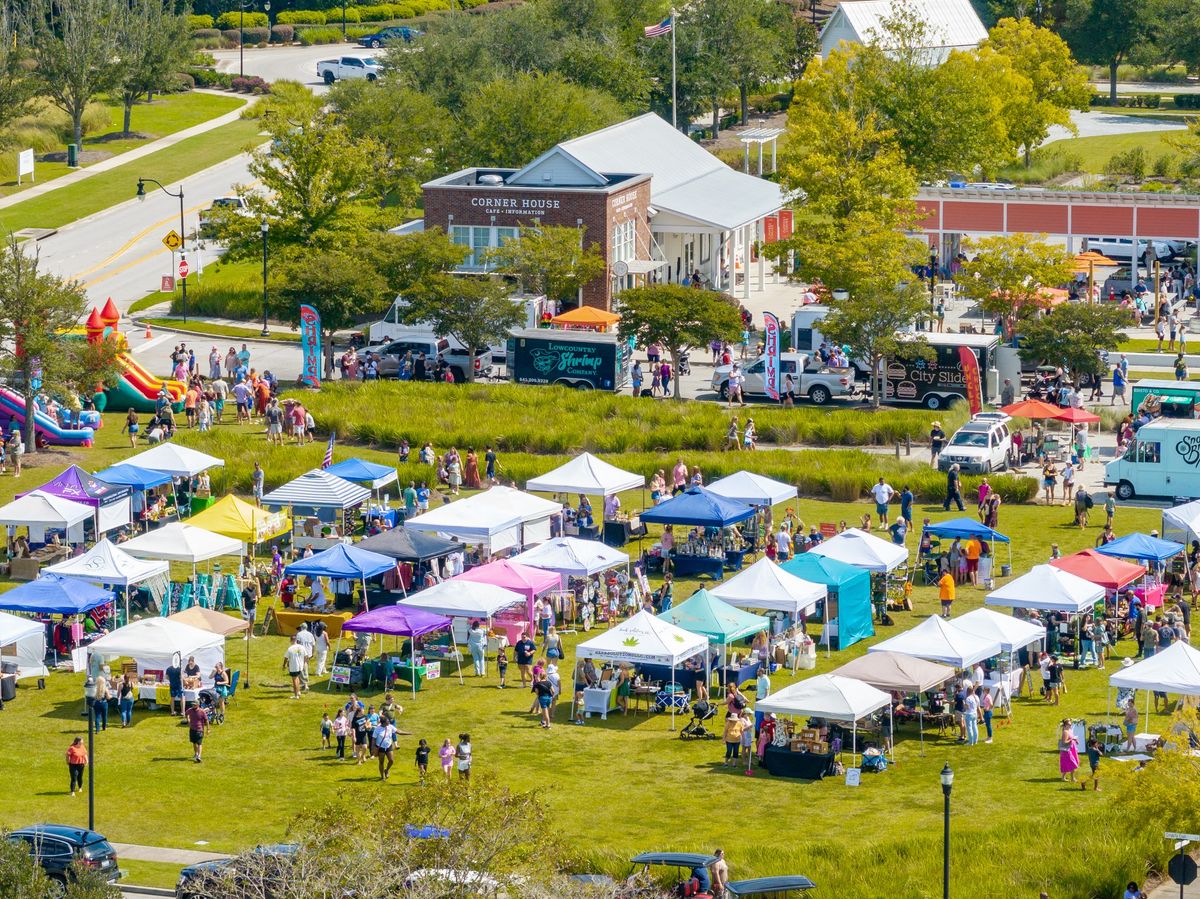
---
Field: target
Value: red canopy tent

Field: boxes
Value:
[1053,407,1101,424]
[1050,549,1144,590]
[1001,399,1062,419]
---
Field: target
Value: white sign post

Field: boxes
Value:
[16,149,34,185]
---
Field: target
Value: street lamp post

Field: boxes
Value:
[83,677,96,831]
[137,178,188,322]
[260,218,270,337]
[941,763,954,899]
[342,0,347,36]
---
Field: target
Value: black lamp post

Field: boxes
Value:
[83,676,96,831]
[929,250,938,331]
[941,763,954,899]
[238,0,269,78]
[137,178,188,322]
[342,0,347,36]
[260,218,270,337]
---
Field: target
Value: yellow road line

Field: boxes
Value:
[72,203,208,281]
[81,245,172,289]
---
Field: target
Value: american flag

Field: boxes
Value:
[644,14,673,37]
[321,433,334,469]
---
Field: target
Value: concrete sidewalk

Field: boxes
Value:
[111,842,229,865]
[0,92,252,213]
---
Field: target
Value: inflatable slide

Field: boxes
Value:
[0,387,95,447]
[86,303,185,414]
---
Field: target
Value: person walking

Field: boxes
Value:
[415,738,430,785]
[455,733,472,782]
[467,620,487,677]
[978,686,994,744]
[283,636,306,700]
[186,701,210,763]
[118,673,135,728]
[929,421,946,465]
[438,738,455,783]
[722,710,745,766]
[938,569,956,618]
[373,716,397,780]
[332,709,349,759]
[532,674,555,729]
[943,464,965,512]
[1058,718,1080,783]
[121,409,139,449]
[963,684,980,746]
[66,737,87,796]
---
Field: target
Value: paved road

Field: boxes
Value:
[211,42,377,94]
[1045,110,1186,144]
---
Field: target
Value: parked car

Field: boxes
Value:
[362,335,492,382]
[198,195,249,238]
[176,844,298,899]
[316,56,381,84]
[1083,236,1174,262]
[936,413,1012,474]
[711,352,858,405]
[7,825,121,896]
[357,25,419,48]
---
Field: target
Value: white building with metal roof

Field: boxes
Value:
[819,0,987,63]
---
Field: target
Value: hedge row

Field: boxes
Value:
[188,13,214,29]
[1090,92,1162,109]
[1173,94,1200,109]
[298,25,374,44]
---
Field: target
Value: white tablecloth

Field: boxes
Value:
[583,687,615,719]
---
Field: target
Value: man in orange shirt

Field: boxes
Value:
[964,537,983,587]
[938,570,956,618]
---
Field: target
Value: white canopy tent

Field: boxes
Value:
[807,528,908,572]
[261,469,371,511]
[0,610,47,679]
[869,615,1002,668]
[510,537,629,578]
[88,618,225,685]
[120,522,244,564]
[985,564,1104,614]
[0,490,91,543]
[525,453,644,496]
[1164,501,1200,545]
[399,581,526,620]
[575,609,707,728]
[405,487,560,552]
[1109,641,1200,728]
[709,557,828,660]
[707,471,797,507]
[953,608,1045,654]
[756,674,893,765]
[44,538,169,622]
[126,444,225,478]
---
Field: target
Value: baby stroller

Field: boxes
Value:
[196,688,224,726]
[679,700,719,740]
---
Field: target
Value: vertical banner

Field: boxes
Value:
[764,312,781,401]
[763,214,779,244]
[778,209,794,238]
[957,346,983,415]
[299,305,322,388]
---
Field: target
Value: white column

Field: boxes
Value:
[758,141,764,177]
[756,220,765,291]
[743,144,749,174]
[741,224,751,301]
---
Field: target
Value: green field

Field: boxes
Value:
[0,92,247,201]
[142,318,301,343]
[0,118,265,235]
[0,395,1183,896]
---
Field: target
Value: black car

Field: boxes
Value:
[176,844,298,899]
[8,824,120,896]
[356,25,419,48]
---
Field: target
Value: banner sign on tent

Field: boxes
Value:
[763,312,781,401]
[957,346,983,416]
[330,665,352,685]
[300,304,322,388]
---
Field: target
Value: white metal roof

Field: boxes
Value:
[822,0,986,59]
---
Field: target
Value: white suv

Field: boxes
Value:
[937,413,1012,474]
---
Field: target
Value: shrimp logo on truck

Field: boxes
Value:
[510,334,620,390]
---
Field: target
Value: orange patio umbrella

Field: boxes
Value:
[1053,407,1101,424]
[1073,251,1119,303]
[1000,399,1062,419]
[550,306,622,332]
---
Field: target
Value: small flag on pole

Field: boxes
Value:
[644,14,673,37]
[321,434,335,469]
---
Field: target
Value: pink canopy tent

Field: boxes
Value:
[453,560,563,639]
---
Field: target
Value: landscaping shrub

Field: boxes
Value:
[216,10,268,28]
[192,28,220,39]
[186,66,233,89]
[221,28,241,43]
[229,75,271,94]
[188,13,215,29]
[241,26,270,44]
[1106,146,1147,181]
[270,24,295,43]
[276,9,326,24]
[171,72,196,91]
[1153,153,1176,179]
[298,26,348,44]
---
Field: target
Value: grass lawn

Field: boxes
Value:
[1050,129,1179,174]
[0,93,247,202]
[142,318,301,344]
[0,118,265,235]
[0,397,1181,895]
[121,860,189,889]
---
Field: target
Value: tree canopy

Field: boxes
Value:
[1017,302,1129,385]
[484,226,606,310]
[956,233,1076,337]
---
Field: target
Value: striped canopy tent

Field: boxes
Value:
[261,469,370,513]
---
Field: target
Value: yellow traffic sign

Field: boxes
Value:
[161,230,182,251]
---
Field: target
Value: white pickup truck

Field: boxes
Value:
[711,352,859,405]
[316,56,381,84]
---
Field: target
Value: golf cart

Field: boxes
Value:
[630,852,719,898]
[726,875,817,896]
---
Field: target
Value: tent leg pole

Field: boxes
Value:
[412,643,416,699]
[670,662,676,730]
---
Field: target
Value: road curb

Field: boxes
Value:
[118,885,174,896]
[129,317,300,345]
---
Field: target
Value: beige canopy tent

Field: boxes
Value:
[168,606,249,637]
[830,650,955,753]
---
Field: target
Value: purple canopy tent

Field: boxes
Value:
[341,605,457,696]
[22,465,132,534]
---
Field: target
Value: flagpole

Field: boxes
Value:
[671,7,677,130]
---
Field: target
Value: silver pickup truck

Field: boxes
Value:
[711,352,859,405]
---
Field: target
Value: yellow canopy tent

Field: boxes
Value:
[189,494,290,544]
[168,605,249,636]
[550,307,622,331]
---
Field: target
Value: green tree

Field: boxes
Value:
[269,249,387,348]
[956,233,1075,338]
[0,834,52,898]
[370,229,469,300]
[484,226,606,310]
[23,0,124,147]
[617,285,743,399]
[555,35,651,109]
[0,10,38,140]
[1017,302,1129,386]
[457,72,625,168]
[818,283,933,409]
[1063,0,1159,103]
[405,277,525,382]
[984,17,1091,165]
[115,0,190,137]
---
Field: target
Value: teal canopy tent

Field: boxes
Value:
[781,554,873,650]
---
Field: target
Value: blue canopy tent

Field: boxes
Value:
[639,487,756,527]
[324,458,399,492]
[284,544,398,610]
[922,517,1012,572]
[0,574,114,615]
[1095,532,1185,563]
[93,464,174,490]
[780,554,873,650]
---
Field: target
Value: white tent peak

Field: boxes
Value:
[869,615,1001,667]
[120,522,243,564]
[985,564,1104,613]
[126,443,224,477]
[398,580,526,619]
[510,537,629,578]
[43,537,169,586]
[525,453,644,496]
[0,490,92,528]
[808,527,908,572]
[1111,641,1200,695]
[756,673,891,722]
[262,469,371,509]
[576,609,707,666]
[706,471,797,507]
[710,557,826,615]
[952,608,1045,653]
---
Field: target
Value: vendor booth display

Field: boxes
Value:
[405,487,560,552]
[323,458,399,491]
[23,466,132,534]
[756,674,893,772]
[922,518,1012,574]
[283,543,397,623]
[0,610,48,681]
[706,471,798,507]
[341,604,455,695]
[452,560,563,643]
[357,528,458,563]
[658,588,768,689]
[44,538,169,622]
[92,463,174,491]
[830,651,954,750]
[0,490,92,557]
[511,537,629,578]
[188,495,290,545]
[0,575,113,616]
[1163,501,1200,546]
[1050,549,1144,591]
[525,452,644,496]
[986,565,1104,613]
[263,469,371,549]
[1110,641,1200,729]
[88,617,225,697]
[126,443,224,478]
[640,487,757,577]
[807,528,908,573]
[869,615,1002,668]
[574,609,708,728]
[121,522,243,565]
[708,558,826,663]
[780,555,874,651]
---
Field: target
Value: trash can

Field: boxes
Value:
[1000,564,1012,578]
[1,661,18,702]
[66,144,79,168]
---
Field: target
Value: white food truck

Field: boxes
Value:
[1104,418,1200,501]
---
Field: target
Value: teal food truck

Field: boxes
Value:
[506,329,631,392]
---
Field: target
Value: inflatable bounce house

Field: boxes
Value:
[87,299,185,415]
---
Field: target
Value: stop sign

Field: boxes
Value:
[1169,854,1198,886]
[178,258,190,279]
